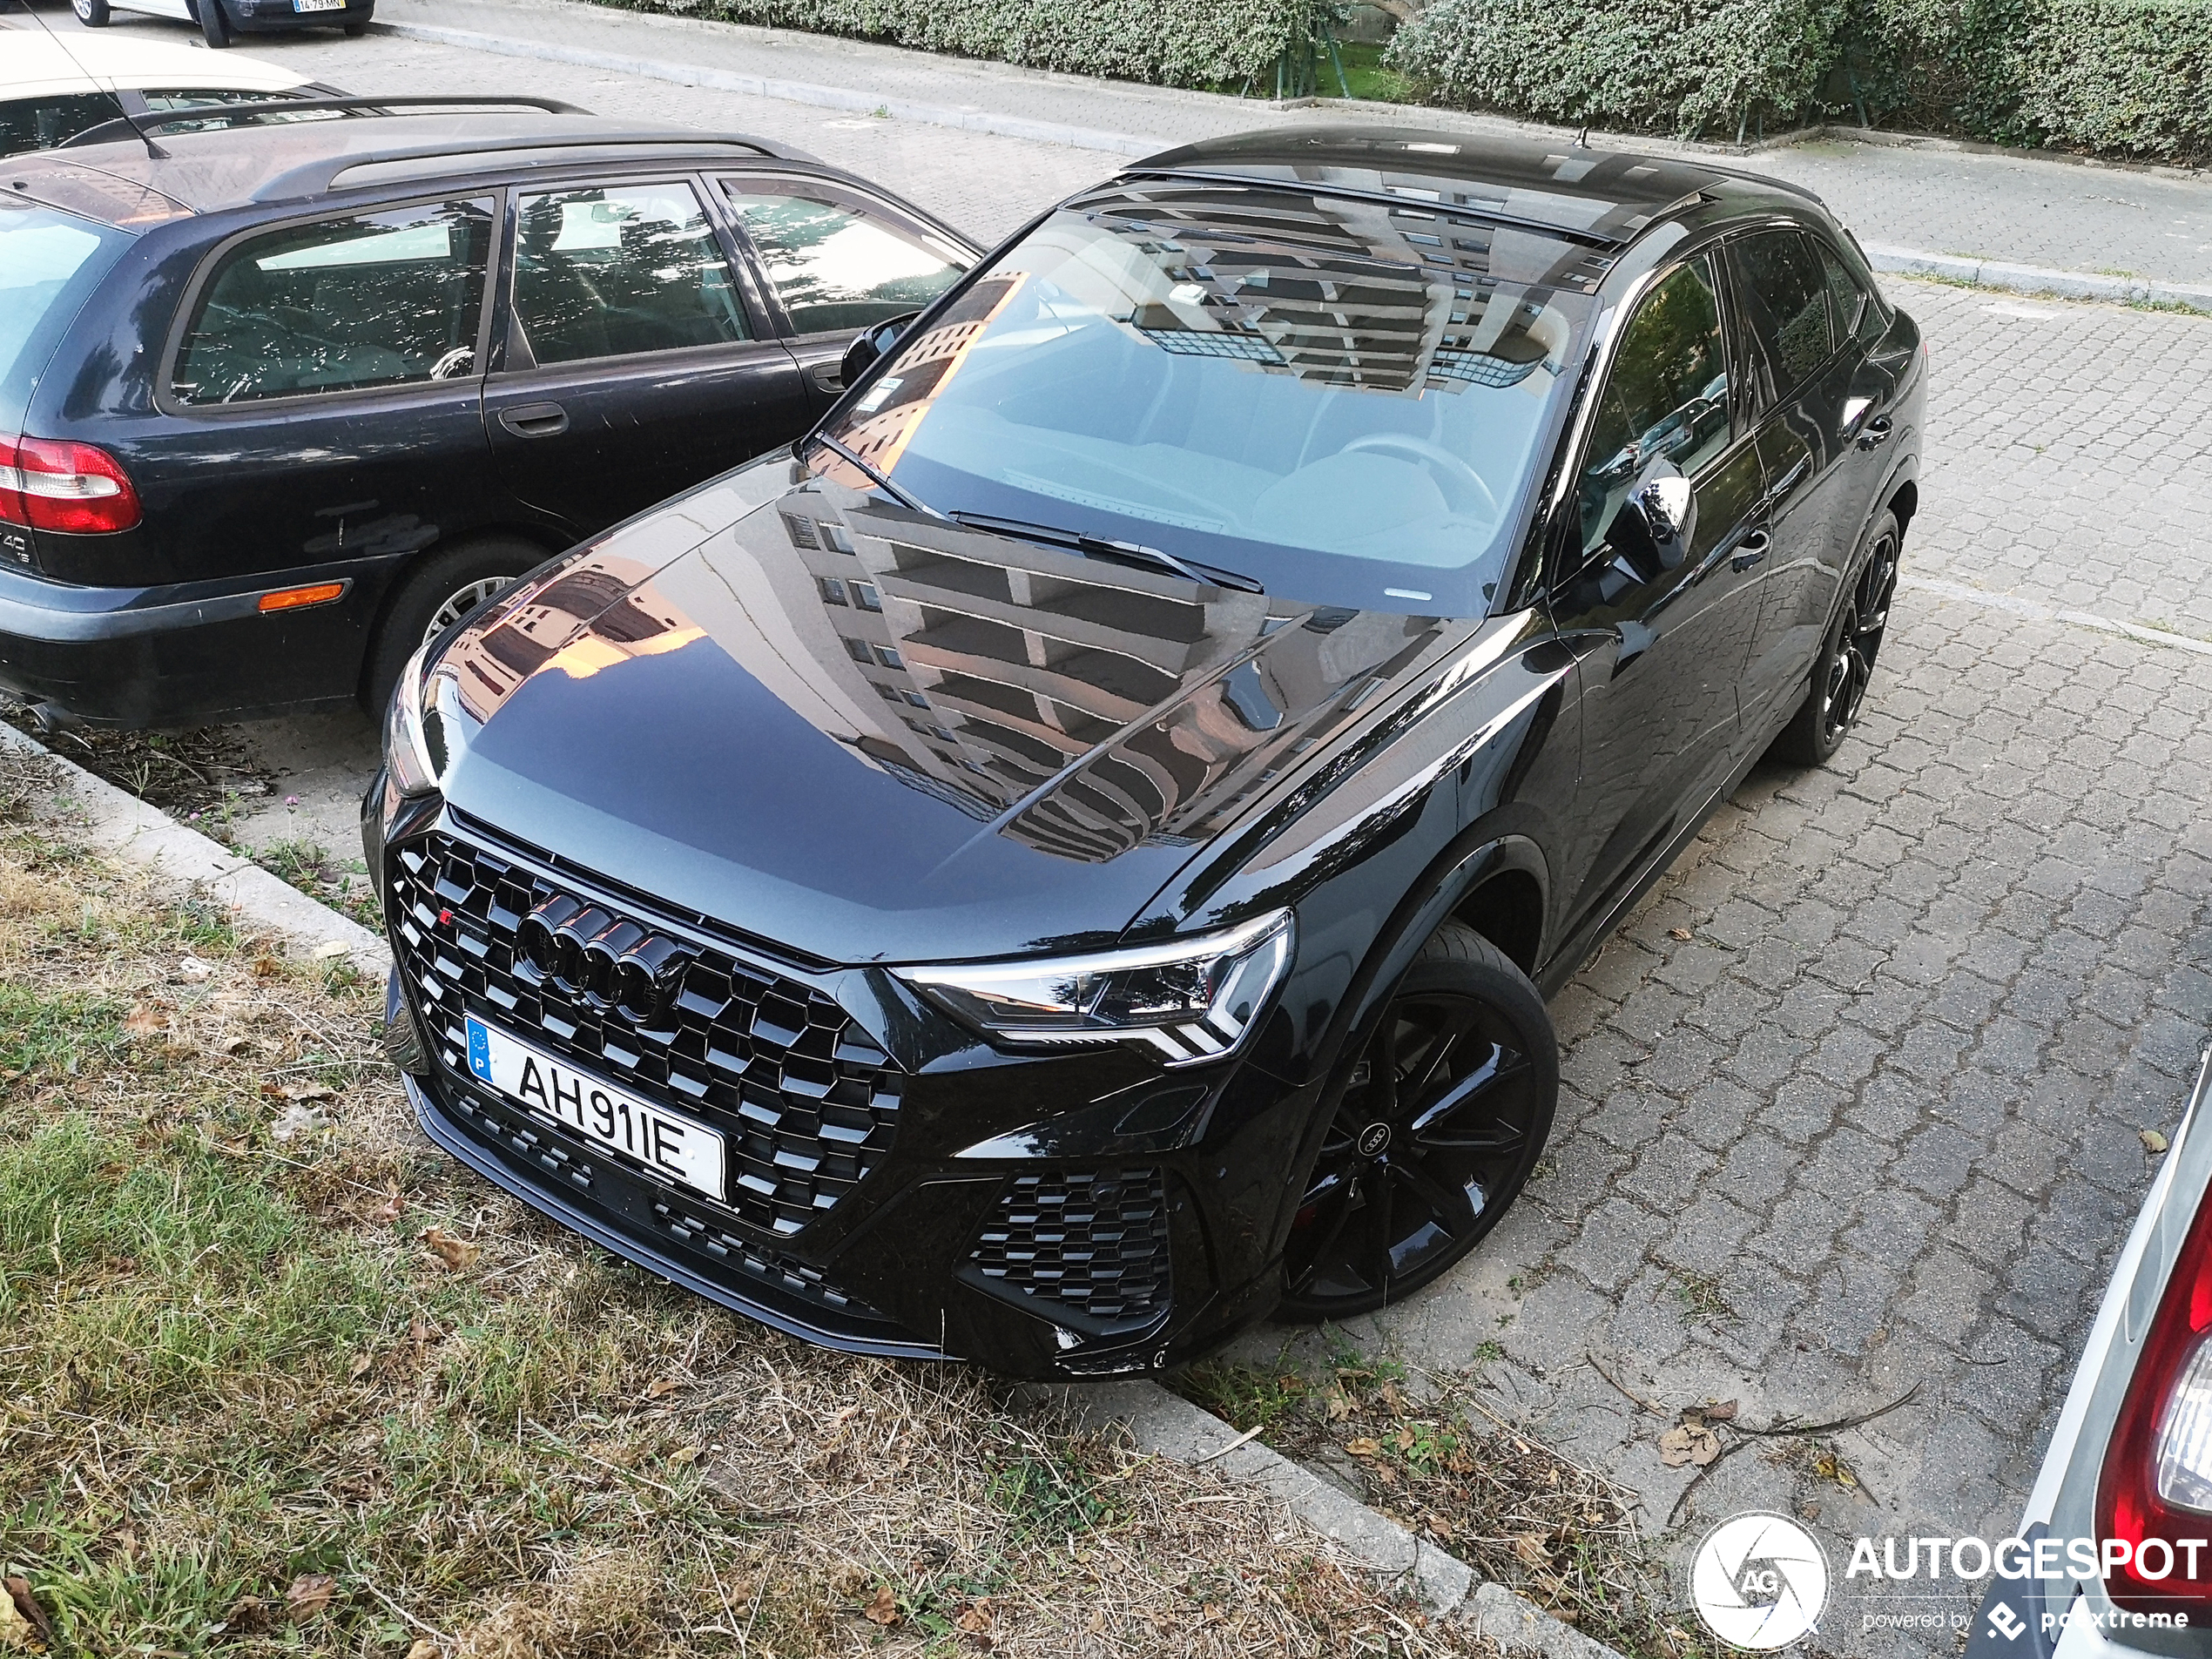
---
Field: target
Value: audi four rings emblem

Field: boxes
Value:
[515,892,694,1023]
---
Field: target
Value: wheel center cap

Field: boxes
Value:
[1356,1122,1393,1158]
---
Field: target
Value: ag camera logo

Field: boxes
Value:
[1691,1512,1830,1649]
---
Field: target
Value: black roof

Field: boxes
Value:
[8,105,807,219]
[1130,126,1821,246]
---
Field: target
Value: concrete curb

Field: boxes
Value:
[1861,243,2212,315]
[0,721,390,978]
[3,713,1618,1656]
[1067,1381,1626,1656]
[371,13,2212,316]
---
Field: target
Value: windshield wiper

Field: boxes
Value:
[952,511,1264,594]
[803,432,945,520]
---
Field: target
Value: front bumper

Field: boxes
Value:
[224,0,373,29]
[377,808,1312,1379]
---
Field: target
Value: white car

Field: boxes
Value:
[0,30,334,154]
[1970,1045,2212,1656]
[71,0,373,51]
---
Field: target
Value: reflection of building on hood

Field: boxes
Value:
[442,556,697,723]
[758,496,1450,864]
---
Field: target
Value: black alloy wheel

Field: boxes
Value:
[1277,922,1557,1320]
[1775,509,1900,766]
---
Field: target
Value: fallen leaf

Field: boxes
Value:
[251,955,281,978]
[1669,927,1694,941]
[1323,1388,1354,1421]
[1393,1425,1417,1453]
[2143,1130,2170,1155]
[285,1574,334,1622]
[405,1642,441,1659]
[1344,1437,1383,1458]
[266,1082,337,1103]
[221,1595,273,1635]
[362,1184,403,1224]
[0,1598,39,1654]
[955,1597,995,1634]
[1513,1533,1552,1568]
[644,1376,685,1399]
[1704,1399,1739,1422]
[863,1584,900,1626]
[1801,1502,1823,1521]
[2,1577,51,1653]
[122,1004,169,1040]
[421,1227,480,1271]
[1657,1424,1721,1468]
[1378,1379,1406,1415]
[665,1445,699,1467]
[347,1352,374,1380]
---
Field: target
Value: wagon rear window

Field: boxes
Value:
[172,197,493,404]
[0,201,128,387]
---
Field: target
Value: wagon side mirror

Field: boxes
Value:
[840,310,921,392]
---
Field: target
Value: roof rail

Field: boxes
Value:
[246,131,791,204]
[1111,165,1627,249]
[61,95,593,148]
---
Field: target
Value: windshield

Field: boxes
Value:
[816,185,1598,614]
[0,201,129,389]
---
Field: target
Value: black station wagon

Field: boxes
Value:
[371,128,1927,1379]
[0,101,974,727]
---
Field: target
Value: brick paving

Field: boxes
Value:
[28,15,2212,1647]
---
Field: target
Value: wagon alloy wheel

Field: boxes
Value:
[422,576,516,650]
[1819,527,1898,745]
[1279,925,1556,1319]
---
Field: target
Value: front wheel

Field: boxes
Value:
[1772,509,1901,766]
[197,0,234,46]
[74,0,113,26]
[1276,922,1558,1321]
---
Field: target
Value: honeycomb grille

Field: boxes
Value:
[389,830,900,1238]
[968,1169,1170,1324]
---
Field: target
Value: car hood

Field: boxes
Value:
[433,462,1476,966]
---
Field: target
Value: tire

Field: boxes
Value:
[74,0,113,27]
[1276,921,1559,1321]
[1771,509,1902,767]
[197,0,234,47]
[361,537,542,717]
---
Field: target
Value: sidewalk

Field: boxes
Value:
[374,0,2212,303]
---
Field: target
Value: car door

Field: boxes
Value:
[714,176,969,411]
[1724,226,1864,731]
[482,174,812,538]
[1547,252,1770,946]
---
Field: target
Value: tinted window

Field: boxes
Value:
[1579,257,1733,555]
[722,187,963,334]
[513,181,749,365]
[1815,240,1876,343]
[172,198,492,404]
[1731,231,1834,394]
[140,89,310,111]
[0,201,129,383]
[0,94,124,158]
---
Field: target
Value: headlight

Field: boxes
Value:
[900,909,1293,1066]
[383,642,444,798]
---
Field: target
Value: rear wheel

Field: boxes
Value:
[1276,922,1557,1321]
[361,536,543,716]
[73,0,113,27]
[197,0,234,46]
[1772,509,1900,766]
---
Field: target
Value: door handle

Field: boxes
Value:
[810,361,845,393]
[1856,414,1893,450]
[498,401,568,438]
[1731,529,1771,572]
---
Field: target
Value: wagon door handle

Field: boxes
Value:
[499,401,568,438]
[809,361,845,393]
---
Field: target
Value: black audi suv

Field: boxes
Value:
[368,128,1927,1379]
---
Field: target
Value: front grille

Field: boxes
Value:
[968,1169,1171,1325]
[389,829,900,1238]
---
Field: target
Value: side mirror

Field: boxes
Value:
[839,310,921,393]
[1625,469,1696,573]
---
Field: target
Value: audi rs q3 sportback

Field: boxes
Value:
[369,128,1927,1380]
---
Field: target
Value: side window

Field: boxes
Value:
[1730,230,1834,395]
[0,94,132,158]
[1815,239,1878,344]
[1577,257,1734,557]
[720,185,964,335]
[172,197,492,405]
[512,181,750,366]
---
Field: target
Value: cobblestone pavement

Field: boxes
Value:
[25,17,2212,1643]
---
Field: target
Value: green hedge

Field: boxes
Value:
[577,0,1313,91]
[1388,0,2212,164]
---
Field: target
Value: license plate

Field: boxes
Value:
[293,0,347,13]
[465,1015,725,1203]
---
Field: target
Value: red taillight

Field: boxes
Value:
[0,435,142,536]
[2098,1165,2212,1615]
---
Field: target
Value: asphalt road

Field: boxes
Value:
[17,8,2212,1647]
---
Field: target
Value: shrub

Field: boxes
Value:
[577,0,1318,90]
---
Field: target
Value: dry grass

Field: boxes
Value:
[1181,1354,1719,1659]
[0,709,273,818]
[0,819,1503,1658]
